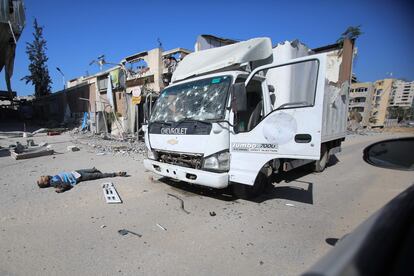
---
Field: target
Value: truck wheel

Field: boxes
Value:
[314,144,328,172]
[232,172,267,199]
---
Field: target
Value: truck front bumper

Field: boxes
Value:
[144,159,229,189]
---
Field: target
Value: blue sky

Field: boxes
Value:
[1,0,413,96]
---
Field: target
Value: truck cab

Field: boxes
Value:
[143,37,354,198]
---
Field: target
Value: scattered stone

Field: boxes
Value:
[67,145,80,152]
[209,211,216,216]
[70,131,146,159]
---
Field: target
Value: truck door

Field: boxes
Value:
[229,54,326,185]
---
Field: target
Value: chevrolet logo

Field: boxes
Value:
[167,139,178,145]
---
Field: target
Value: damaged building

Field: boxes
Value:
[50,46,192,135]
[0,0,25,93]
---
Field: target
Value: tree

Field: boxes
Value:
[337,25,363,45]
[388,106,413,122]
[21,19,52,97]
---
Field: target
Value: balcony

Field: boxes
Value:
[349,102,366,108]
[350,92,369,98]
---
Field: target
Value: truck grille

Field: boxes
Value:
[156,150,203,169]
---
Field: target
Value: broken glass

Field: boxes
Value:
[150,76,231,122]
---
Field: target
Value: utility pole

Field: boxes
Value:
[56,67,65,89]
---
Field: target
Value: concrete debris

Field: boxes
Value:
[156,223,167,231]
[0,128,67,139]
[26,139,36,147]
[118,229,142,237]
[67,146,80,152]
[32,128,48,135]
[70,131,146,160]
[14,142,25,153]
[0,131,27,138]
[167,193,190,214]
[47,131,61,136]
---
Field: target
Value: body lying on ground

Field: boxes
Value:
[37,168,127,193]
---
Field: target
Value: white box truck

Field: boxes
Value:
[143,37,354,198]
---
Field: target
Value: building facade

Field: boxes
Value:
[389,80,414,108]
[349,82,374,127]
[370,78,394,127]
[66,47,191,135]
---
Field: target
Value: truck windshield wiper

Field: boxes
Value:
[151,120,172,126]
[174,118,210,127]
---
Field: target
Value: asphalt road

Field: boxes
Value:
[0,132,413,275]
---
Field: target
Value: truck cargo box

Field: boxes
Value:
[267,39,354,143]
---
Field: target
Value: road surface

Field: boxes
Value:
[0,132,413,275]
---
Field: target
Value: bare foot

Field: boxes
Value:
[117,172,127,177]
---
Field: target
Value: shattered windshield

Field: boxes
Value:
[150,76,231,122]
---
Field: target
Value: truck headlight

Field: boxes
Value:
[202,151,230,172]
[147,150,157,160]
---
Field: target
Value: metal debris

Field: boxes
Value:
[156,223,167,231]
[102,183,122,204]
[167,193,190,214]
[209,211,216,216]
[118,229,142,237]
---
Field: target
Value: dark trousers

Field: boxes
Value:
[76,168,116,182]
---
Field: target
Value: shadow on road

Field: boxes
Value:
[156,155,348,204]
[252,183,314,204]
[325,238,339,246]
[328,155,340,167]
[159,164,317,204]
[249,165,315,204]
[159,177,236,202]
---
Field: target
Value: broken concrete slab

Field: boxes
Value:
[10,147,54,160]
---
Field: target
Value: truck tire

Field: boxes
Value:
[232,171,267,199]
[314,144,328,172]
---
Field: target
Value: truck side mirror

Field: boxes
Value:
[231,83,247,112]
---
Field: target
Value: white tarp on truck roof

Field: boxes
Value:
[172,37,272,83]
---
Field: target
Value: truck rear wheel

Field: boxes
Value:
[232,172,267,199]
[314,144,328,172]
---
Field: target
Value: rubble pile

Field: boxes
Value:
[70,130,147,160]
